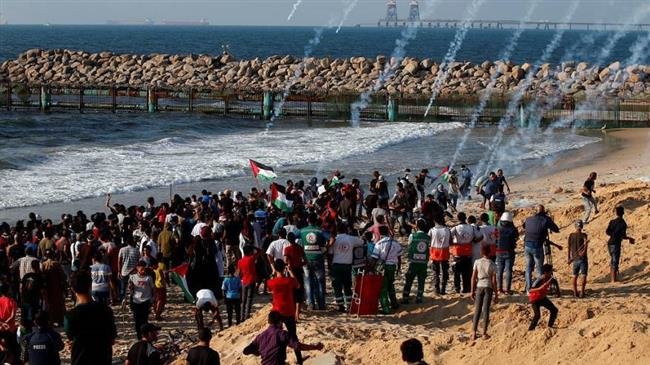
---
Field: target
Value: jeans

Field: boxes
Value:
[472,287,493,334]
[331,263,353,308]
[379,264,399,313]
[452,256,472,293]
[303,260,326,310]
[524,244,545,292]
[92,290,110,306]
[225,298,241,326]
[402,263,427,301]
[431,261,449,294]
[130,300,151,339]
[119,275,130,302]
[529,297,558,330]
[495,252,515,292]
[582,196,598,223]
[449,193,459,209]
[241,284,255,321]
[608,244,621,272]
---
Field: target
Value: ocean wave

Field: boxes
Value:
[0,122,464,209]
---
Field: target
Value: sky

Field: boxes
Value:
[0,0,649,26]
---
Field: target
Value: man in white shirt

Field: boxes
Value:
[429,219,451,295]
[478,213,498,261]
[266,228,291,270]
[450,212,482,294]
[328,223,363,312]
[194,289,223,331]
[371,226,403,313]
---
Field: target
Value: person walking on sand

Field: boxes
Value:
[371,226,402,313]
[429,218,451,296]
[470,244,498,340]
[450,213,481,294]
[522,205,559,292]
[459,165,473,200]
[495,212,518,295]
[567,220,589,297]
[605,206,635,283]
[402,219,430,304]
[528,264,559,331]
[328,223,363,312]
[581,172,599,223]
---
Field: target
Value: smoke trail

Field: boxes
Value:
[423,0,488,117]
[287,0,304,21]
[349,0,440,127]
[336,0,359,33]
[268,26,327,129]
[476,0,582,176]
[448,0,541,167]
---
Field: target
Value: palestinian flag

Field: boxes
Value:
[437,166,450,183]
[271,183,293,213]
[169,263,195,303]
[329,175,340,188]
[249,159,277,182]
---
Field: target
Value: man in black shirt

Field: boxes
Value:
[606,206,635,282]
[64,270,117,365]
[186,327,220,365]
[125,323,161,365]
[581,172,599,223]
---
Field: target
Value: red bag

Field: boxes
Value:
[528,284,549,303]
[350,273,383,315]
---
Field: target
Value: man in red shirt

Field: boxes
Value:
[283,233,306,321]
[237,245,258,321]
[0,283,19,361]
[267,259,302,364]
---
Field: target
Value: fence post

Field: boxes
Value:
[79,87,84,113]
[188,88,194,112]
[263,91,273,120]
[387,96,398,122]
[147,86,157,113]
[224,95,229,116]
[111,86,117,113]
[5,84,11,111]
[40,86,51,112]
[307,95,312,120]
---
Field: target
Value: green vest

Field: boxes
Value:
[300,225,325,261]
[408,231,430,265]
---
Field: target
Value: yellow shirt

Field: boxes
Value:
[154,262,166,288]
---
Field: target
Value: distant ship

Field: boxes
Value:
[160,18,209,26]
[106,18,155,25]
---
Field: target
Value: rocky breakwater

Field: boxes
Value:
[0,48,648,99]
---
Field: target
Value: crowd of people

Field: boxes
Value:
[0,166,637,364]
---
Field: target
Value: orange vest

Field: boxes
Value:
[429,247,450,262]
[450,243,473,257]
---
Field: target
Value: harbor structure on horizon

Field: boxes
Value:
[385,0,398,22]
[408,0,420,22]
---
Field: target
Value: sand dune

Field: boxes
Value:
[191,180,649,365]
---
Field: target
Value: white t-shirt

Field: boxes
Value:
[266,238,290,261]
[191,222,208,237]
[371,237,403,265]
[451,223,481,244]
[331,234,363,265]
[195,289,218,309]
[473,257,496,288]
[429,225,451,249]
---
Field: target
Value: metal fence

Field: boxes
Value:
[0,82,648,127]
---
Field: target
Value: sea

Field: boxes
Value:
[0,25,642,220]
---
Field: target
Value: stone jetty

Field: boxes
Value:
[1,48,648,98]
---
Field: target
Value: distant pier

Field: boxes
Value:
[364,19,650,31]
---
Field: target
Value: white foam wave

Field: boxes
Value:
[0,122,463,209]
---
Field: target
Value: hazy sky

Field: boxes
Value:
[1,0,649,25]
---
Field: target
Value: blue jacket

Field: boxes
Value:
[523,213,560,248]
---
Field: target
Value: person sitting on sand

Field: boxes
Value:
[567,220,589,297]
[470,244,498,340]
[400,338,428,365]
[605,206,635,283]
[528,264,559,331]
[243,311,323,365]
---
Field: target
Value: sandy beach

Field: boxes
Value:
[162,128,650,365]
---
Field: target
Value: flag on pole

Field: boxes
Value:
[437,166,450,183]
[271,183,293,213]
[328,175,340,188]
[169,263,195,303]
[249,159,277,182]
